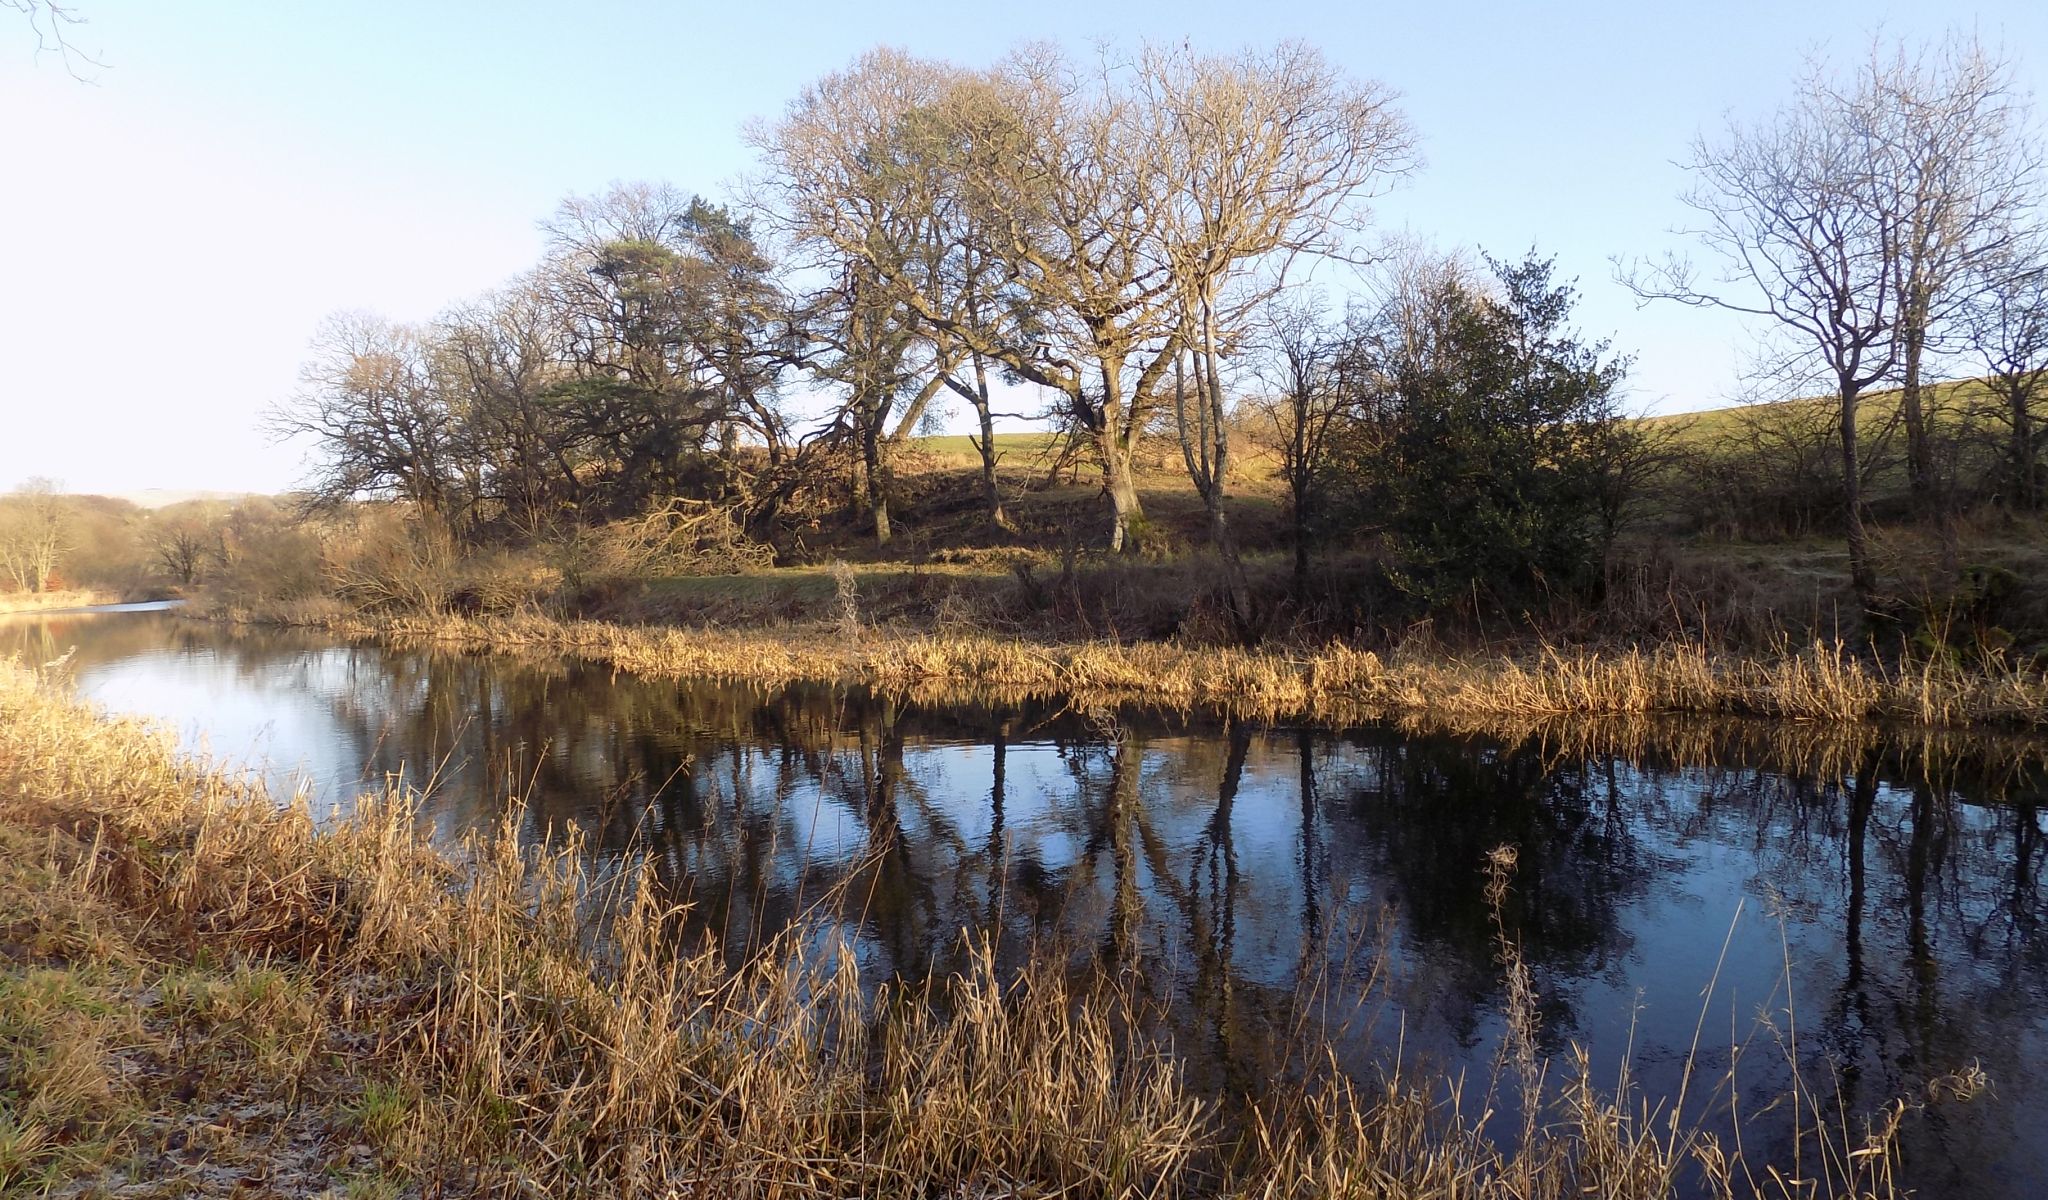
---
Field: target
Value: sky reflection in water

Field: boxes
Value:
[6,607,2046,1198]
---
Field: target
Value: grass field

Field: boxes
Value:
[879,382,1984,558]
[905,430,1063,462]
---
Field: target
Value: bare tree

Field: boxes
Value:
[761,43,1411,557]
[5,0,99,76]
[1966,259,2048,509]
[1624,60,1901,601]
[1146,42,1416,626]
[1255,300,1350,602]
[0,478,70,594]
[937,48,1185,553]
[152,519,210,586]
[1843,33,2040,519]
[799,260,940,545]
[437,277,580,537]
[270,313,458,518]
[760,47,1183,552]
[849,82,1022,533]
[751,51,1013,539]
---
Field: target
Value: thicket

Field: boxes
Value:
[0,484,274,602]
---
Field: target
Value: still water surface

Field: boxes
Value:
[7,606,2047,1196]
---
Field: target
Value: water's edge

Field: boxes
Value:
[8,604,2046,1197]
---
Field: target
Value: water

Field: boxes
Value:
[6,605,2047,1196]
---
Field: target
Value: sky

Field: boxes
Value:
[3,0,2044,496]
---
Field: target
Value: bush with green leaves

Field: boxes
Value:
[1329,253,1637,611]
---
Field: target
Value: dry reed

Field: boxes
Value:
[0,661,1982,1197]
[0,589,121,617]
[227,603,2048,732]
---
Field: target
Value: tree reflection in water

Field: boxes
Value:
[8,607,2048,1198]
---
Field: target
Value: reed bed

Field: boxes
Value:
[233,603,2048,732]
[0,589,121,617]
[0,660,1976,1198]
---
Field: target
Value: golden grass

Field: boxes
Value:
[1424,711,2048,796]
[0,589,121,616]
[0,660,1978,1197]
[233,602,2048,732]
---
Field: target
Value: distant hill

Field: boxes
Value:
[1637,377,1998,447]
[91,489,260,511]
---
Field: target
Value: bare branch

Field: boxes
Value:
[6,0,102,78]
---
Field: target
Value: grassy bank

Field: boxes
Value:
[0,661,1965,1197]
[0,590,124,616]
[226,601,2048,731]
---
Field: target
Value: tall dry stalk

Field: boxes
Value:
[0,662,1998,1198]
[828,558,862,641]
[240,601,2048,733]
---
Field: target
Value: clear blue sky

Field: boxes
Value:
[4,0,2043,495]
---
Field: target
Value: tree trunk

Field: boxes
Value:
[974,434,1009,530]
[1184,306,1255,638]
[2013,384,2040,510]
[1839,383,1878,604]
[1103,449,1142,554]
[1899,309,1933,509]
[1291,514,1310,603]
[966,355,1011,531]
[1211,506,1257,641]
[862,422,891,546]
[1288,385,1314,604]
[1896,301,1960,577]
[1094,363,1144,553]
[1183,352,1256,636]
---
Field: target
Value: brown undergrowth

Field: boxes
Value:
[0,661,1981,1197]
[0,592,123,618]
[224,601,2048,732]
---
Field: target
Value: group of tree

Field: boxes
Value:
[1627,32,2048,601]
[0,481,271,597]
[276,30,2048,635]
[274,41,1652,629]
[277,189,788,540]
[0,480,69,593]
[1256,249,1638,612]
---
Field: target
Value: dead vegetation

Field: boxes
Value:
[0,660,1986,1198]
[0,590,122,616]
[222,602,2048,733]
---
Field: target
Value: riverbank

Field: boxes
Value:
[0,589,124,615]
[0,659,1955,1198]
[218,601,2048,731]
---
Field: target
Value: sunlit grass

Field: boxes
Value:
[243,602,2048,732]
[0,588,122,616]
[0,660,1989,1196]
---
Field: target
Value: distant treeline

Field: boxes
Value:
[213,34,2048,643]
[0,482,298,598]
